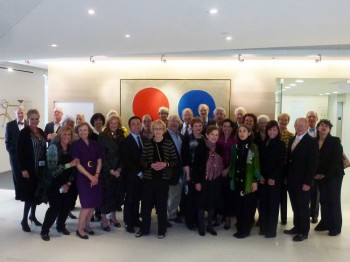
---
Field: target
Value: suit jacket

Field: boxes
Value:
[164,130,183,185]
[5,119,28,157]
[316,134,344,179]
[287,133,319,187]
[120,134,143,184]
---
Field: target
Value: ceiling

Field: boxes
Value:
[2,0,350,69]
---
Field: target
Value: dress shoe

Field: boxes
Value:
[101,223,111,232]
[158,234,165,239]
[166,221,173,228]
[135,231,143,238]
[29,217,42,226]
[84,228,95,235]
[68,212,77,219]
[207,227,217,236]
[57,228,70,235]
[41,234,50,241]
[314,224,328,232]
[76,230,89,239]
[109,219,121,228]
[292,234,308,242]
[328,231,341,237]
[265,233,276,238]
[283,228,298,235]
[169,217,182,224]
[126,225,135,233]
[21,221,31,232]
[198,229,205,236]
[311,217,318,224]
[233,232,249,239]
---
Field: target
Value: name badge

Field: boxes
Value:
[38,160,46,167]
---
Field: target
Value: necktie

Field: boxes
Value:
[137,135,143,149]
[18,122,24,125]
[184,125,189,136]
[291,136,300,151]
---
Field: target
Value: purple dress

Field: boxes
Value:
[72,138,102,208]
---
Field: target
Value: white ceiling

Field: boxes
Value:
[2,0,350,67]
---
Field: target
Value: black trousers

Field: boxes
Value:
[235,191,257,235]
[259,183,281,236]
[288,184,311,235]
[280,181,288,223]
[309,179,320,219]
[184,182,197,227]
[41,188,74,235]
[140,178,169,235]
[9,155,22,200]
[319,175,343,234]
[123,177,142,227]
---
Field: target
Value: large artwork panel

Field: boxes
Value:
[120,79,231,121]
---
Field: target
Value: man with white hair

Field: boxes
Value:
[208,107,226,129]
[233,106,247,132]
[198,104,209,126]
[45,107,63,145]
[180,108,193,136]
[284,117,319,242]
[5,106,27,200]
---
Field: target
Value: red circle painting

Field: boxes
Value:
[132,87,169,120]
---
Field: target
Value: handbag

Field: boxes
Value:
[343,153,350,169]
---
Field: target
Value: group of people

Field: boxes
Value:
[4,104,345,242]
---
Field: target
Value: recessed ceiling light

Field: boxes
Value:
[7,68,13,72]
[325,92,330,95]
[226,36,232,41]
[125,34,131,38]
[333,91,338,94]
[50,44,58,47]
[88,9,95,15]
[295,80,304,83]
[209,9,218,14]
[285,86,291,89]
[290,83,296,86]
[319,94,323,96]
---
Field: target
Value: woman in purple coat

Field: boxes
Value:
[72,122,102,239]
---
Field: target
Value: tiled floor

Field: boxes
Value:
[0,172,349,262]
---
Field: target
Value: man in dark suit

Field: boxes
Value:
[284,117,319,242]
[5,106,27,200]
[120,116,143,233]
[44,106,63,144]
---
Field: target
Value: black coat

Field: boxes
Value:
[163,130,183,185]
[260,137,285,182]
[316,134,344,179]
[17,126,47,202]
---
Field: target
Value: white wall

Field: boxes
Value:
[0,65,45,173]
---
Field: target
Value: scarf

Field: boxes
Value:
[205,139,223,181]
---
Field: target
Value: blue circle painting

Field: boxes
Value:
[178,90,216,118]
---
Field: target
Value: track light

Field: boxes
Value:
[314,54,322,63]
[161,54,167,63]
[238,54,244,62]
[90,56,96,64]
